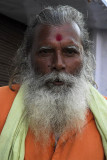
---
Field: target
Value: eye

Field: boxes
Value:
[38,48,54,56]
[63,47,80,56]
[39,49,49,54]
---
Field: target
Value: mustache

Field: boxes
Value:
[34,71,79,86]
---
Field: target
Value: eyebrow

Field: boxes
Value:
[63,45,81,53]
[64,45,79,49]
[38,46,53,50]
[38,45,79,50]
[37,42,83,53]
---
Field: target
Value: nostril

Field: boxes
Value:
[52,63,65,71]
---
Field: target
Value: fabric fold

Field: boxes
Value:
[0,85,28,160]
[88,84,107,159]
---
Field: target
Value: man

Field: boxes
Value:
[0,5,107,160]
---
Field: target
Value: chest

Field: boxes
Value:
[24,125,104,160]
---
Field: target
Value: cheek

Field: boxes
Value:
[66,57,82,74]
[33,57,52,74]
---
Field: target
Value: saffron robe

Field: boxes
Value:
[0,86,104,160]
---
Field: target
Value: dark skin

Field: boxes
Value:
[31,23,83,85]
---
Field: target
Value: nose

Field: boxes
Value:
[52,51,66,71]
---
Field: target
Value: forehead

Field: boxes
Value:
[33,23,82,47]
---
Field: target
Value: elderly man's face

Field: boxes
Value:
[31,23,83,85]
[24,23,88,140]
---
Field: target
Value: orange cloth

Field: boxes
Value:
[0,86,104,160]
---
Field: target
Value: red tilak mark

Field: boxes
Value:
[56,34,62,41]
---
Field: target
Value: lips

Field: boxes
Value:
[46,78,65,86]
[52,79,64,86]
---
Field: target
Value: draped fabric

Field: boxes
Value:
[0,85,28,160]
[0,84,107,159]
[88,84,107,158]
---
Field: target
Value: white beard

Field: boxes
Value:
[22,70,90,143]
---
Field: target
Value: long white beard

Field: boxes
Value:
[22,69,90,143]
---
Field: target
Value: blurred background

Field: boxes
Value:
[0,0,107,95]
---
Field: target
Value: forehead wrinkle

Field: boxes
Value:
[58,37,82,48]
[59,39,83,55]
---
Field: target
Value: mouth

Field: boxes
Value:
[52,79,64,86]
[46,79,64,86]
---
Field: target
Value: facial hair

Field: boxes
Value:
[22,68,90,143]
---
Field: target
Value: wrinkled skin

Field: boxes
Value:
[31,23,83,85]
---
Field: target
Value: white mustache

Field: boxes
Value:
[35,72,79,86]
